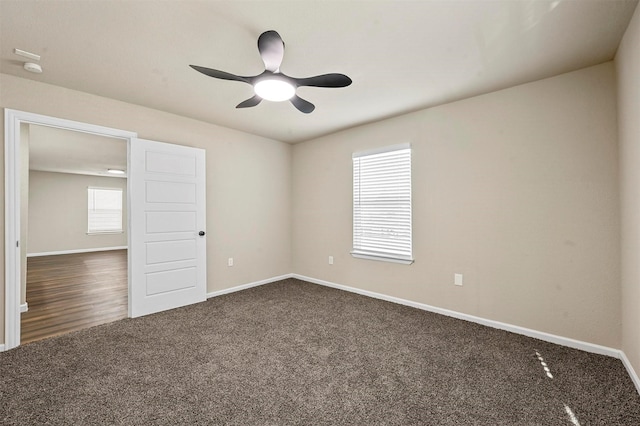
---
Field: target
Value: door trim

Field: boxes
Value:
[3,109,137,351]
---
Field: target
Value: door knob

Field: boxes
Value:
[199,231,206,236]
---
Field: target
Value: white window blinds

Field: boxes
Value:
[352,144,413,264]
[88,188,123,233]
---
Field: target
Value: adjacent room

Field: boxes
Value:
[1,0,640,424]
[21,125,128,343]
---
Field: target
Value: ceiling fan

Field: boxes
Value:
[190,30,352,114]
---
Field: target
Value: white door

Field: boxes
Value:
[129,138,206,317]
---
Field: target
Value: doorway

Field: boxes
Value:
[20,123,129,344]
[4,109,137,350]
[5,109,208,351]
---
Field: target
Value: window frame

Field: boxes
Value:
[87,186,124,235]
[351,143,414,265]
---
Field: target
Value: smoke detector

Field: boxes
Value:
[23,62,42,73]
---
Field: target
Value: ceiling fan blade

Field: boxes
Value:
[189,65,252,84]
[292,73,352,88]
[236,95,262,109]
[290,95,315,114]
[258,30,285,72]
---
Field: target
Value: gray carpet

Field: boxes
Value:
[1,278,639,425]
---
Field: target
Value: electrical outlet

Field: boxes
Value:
[454,273,463,286]
[228,257,234,267]
[329,256,334,265]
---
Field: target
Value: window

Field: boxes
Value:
[352,144,413,264]
[87,187,123,234]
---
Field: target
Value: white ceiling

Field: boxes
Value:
[1,0,638,144]
[28,125,127,178]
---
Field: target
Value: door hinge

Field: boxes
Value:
[16,241,19,248]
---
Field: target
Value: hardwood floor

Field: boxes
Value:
[21,249,128,344]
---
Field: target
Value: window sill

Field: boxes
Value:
[351,252,414,265]
[87,231,124,235]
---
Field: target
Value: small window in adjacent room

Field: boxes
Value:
[87,187,123,234]
[352,143,413,264]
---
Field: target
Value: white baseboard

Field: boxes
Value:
[291,273,621,359]
[20,302,28,313]
[206,274,294,299]
[0,344,4,352]
[620,351,640,395]
[27,246,127,257]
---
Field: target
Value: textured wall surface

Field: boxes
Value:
[292,63,620,348]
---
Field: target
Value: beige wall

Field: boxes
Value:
[1,73,292,346]
[292,63,621,348]
[27,171,128,254]
[617,3,640,385]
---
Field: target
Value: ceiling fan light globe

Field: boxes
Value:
[254,79,295,102]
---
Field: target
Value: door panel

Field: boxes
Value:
[146,181,196,203]
[130,138,206,317]
[146,151,196,175]
[145,267,197,295]
[146,211,197,233]
[146,240,197,264]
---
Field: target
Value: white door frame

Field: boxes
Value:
[3,109,137,351]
